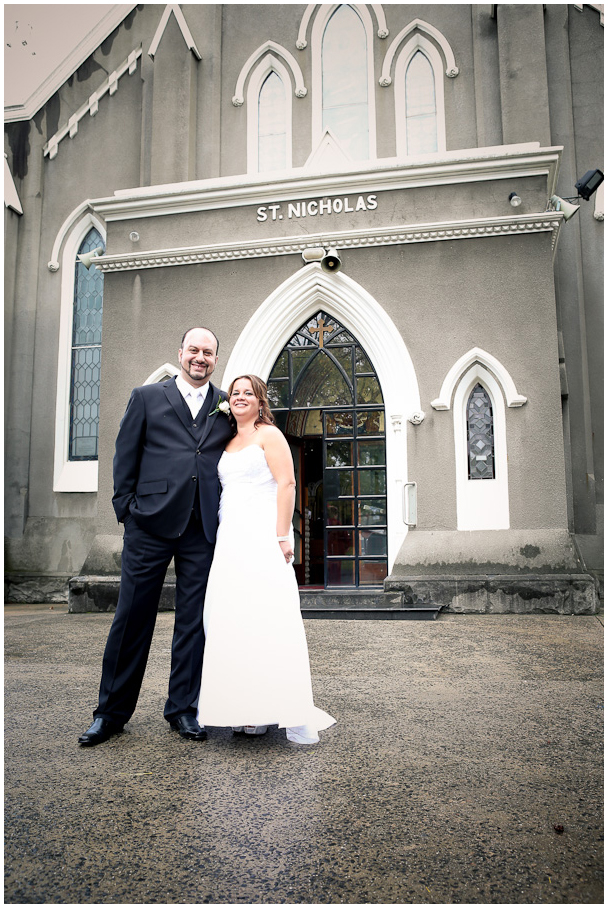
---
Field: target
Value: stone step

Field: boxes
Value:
[299,589,443,620]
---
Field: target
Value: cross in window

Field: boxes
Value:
[309,317,332,348]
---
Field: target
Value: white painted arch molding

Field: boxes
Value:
[431,347,527,410]
[221,263,419,570]
[379,18,459,86]
[221,263,421,420]
[232,41,307,106]
[144,363,179,385]
[296,3,389,49]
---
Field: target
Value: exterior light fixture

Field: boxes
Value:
[301,247,325,264]
[574,169,604,201]
[546,169,604,223]
[508,192,522,207]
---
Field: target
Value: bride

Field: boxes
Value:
[197,374,336,744]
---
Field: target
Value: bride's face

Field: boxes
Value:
[230,379,259,419]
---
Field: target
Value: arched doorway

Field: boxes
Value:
[268,311,387,589]
[221,263,422,572]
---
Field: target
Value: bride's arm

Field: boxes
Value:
[261,427,296,557]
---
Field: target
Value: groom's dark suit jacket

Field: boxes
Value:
[112,377,234,541]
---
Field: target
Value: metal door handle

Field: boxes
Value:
[403,481,417,527]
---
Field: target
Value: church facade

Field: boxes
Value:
[4,3,603,613]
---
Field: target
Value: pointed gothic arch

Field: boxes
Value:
[232,40,307,107]
[431,347,528,411]
[246,54,293,173]
[296,3,389,49]
[379,18,459,86]
[221,264,421,569]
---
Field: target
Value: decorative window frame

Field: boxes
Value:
[310,3,378,162]
[296,3,389,48]
[246,54,293,174]
[394,35,446,157]
[144,363,179,384]
[453,364,509,531]
[53,212,106,492]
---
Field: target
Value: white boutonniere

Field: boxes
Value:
[209,397,231,417]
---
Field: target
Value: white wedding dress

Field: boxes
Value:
[197,443,336,743]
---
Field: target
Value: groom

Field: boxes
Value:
[79,327,234,746]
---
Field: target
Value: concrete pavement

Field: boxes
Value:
[4,605,604,904]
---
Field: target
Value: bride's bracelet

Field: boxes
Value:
[277,535,290,542]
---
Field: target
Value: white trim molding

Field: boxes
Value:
[148,4,202,60]
[454,364,510,531]
[311,4,378,161]
[594,182,604,221]
[574,4,605,26]
[53,213,106,492]
[93,214,562,273]
[221,264,421,570]
[394,35,447,156]
[431,347,527,411]
[90,143,562,220]
[246,55,293,173]
[296,3,389,49]
[380,18,459,86]
[48,200,95,271]
[232,41,307,107]
[144,363,179,384]
[43,48,143,160]
[4,154,23,214]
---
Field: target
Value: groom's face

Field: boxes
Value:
[179,329,218,387]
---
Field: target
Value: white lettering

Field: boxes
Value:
[257,195,379,220]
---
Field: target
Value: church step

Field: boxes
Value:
[298,589,443,620]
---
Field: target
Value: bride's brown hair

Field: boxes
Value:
[228,375,275,428]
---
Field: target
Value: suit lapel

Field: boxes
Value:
[197,384,222,446]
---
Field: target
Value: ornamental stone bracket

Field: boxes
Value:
[93,213,563,273]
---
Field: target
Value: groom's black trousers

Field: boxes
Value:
[94,514,214,724]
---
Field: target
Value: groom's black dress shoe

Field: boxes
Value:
[169,715,208,741]
[78,717,124,747]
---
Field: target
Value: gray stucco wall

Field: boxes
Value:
[4,3,602,596]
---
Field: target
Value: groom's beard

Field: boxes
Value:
[183,361,215,383]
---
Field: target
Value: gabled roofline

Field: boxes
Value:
[4,4,138,124]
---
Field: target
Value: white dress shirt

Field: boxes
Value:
[175,374,210,418]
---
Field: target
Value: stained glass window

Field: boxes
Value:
[405,51,438,155]
[258,71,286,172]
[69,229,104,461]
[467,383,495,480]
[322,5,369,161]
[268,312,387,587]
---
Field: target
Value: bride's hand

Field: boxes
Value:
[279,540,294,563]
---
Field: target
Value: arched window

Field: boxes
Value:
[405,50,437,155]
[246,53,293,173]
[453,366,509,530]
[394,34,446,157]
[322,5,369,161]
[258,71,287,172]
[466,384,495,480]
[54,219,105,491]
[69,229,104,460]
